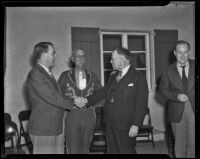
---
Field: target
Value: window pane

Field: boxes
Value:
[103,53,112,69]
[128,35,145,51]
[104,70,113,84]
[129,53,146,68]
[103,35,122,51]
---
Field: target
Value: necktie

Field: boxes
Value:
[116,71,122,82]
[181,65,188,91]
[49,72,59,89]
[49,72,54,79]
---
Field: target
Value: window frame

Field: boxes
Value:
[100,30,152,90]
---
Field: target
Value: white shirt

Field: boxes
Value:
[38,63,52,76]
[120,64,130,78]
[78,71,86,90]
[177,61,189,79]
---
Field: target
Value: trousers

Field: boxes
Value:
[65,108,96,154]
[106,122,136,154]
[171,101,195,158]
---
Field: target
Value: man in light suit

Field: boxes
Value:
[76,47,149,154]
[159,40,195,158]
[26,42,77,154]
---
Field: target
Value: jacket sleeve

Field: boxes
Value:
[57,72,66,96]
[93,73,103,92]
[89,73,105,108]
[159,72,180,102]
[132,71,149,127]
[86,73,113,108]
[28,70,73,110]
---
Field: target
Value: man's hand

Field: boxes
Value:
[74,96,88,108]
[129,125,139,137]
[177,94,189,102]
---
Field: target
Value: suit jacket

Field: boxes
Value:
[87,66,149,131]
[26,64,73,136]
[159,59,195,122]
[58,69,102,100]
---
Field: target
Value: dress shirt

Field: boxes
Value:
[120,64,131,79]
[78,71,86,90]
[38,63,52,76]
[177,61,189,79]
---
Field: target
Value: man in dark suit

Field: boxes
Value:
[26,42,78,154]
[159,40,195,158]
[75,47,149,154]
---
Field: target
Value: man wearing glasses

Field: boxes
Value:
[58,49,102,154]
[75,47,149,154]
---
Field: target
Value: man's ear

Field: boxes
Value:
[40,52,45,61]
[174,50,176,56]
[71,56,75,63]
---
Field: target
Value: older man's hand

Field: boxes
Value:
[129,125,139,137]
[74,96,88,108]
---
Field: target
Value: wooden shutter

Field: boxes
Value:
[154,29,178,87]
[71,27,101,79]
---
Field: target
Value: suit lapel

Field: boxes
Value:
[69,69,76,84]
[85,70,91,85]
[107,67,136,99]
[116,66,137,89]
[107,72,118,95]
[171,61,194,92]
[36,64,59,91]
[188,60,195,91]
[50,74,60,91]
[171,63,185,91]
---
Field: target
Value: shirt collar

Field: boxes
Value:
[121,64,130,75]
[177,61,189,68]
[38,63,51,75]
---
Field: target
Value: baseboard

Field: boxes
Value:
[136,129,165,141]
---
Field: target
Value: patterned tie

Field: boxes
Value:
[116,70,122,82]
[181,65,188,91]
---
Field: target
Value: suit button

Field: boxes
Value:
[110,97,114,103]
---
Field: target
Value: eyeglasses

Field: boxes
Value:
[111,57,124,62]
[175,51,189,55]
[46,51,56,55]
[75,55,85,59]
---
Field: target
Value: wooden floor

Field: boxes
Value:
[88,140,169,155]
[21,140,169,155]
[136,140,168,155]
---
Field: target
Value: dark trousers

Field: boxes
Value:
[65,109,96,154]
[106,123,136,154]
[166,121,175,158]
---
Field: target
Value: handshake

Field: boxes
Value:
[73,96,88,110]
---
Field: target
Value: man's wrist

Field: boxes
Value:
[73,104,81,109]
[85,97,91,108]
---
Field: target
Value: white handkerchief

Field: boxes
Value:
[128,83,134,86]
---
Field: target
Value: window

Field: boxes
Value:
[100,31,151,90]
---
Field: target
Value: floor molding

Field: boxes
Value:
[136,129,165,141]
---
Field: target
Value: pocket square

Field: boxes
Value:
[128,83,134,86]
